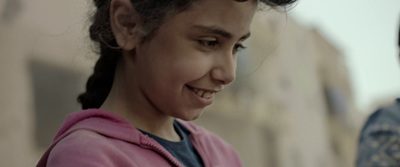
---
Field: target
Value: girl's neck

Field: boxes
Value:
[100,66,181,142]
[101,92,181,142]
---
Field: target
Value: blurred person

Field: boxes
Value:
[356,24,400,166]
[36,0,296,166]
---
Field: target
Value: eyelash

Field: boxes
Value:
[234,44,246,53]
[198,40,247,53]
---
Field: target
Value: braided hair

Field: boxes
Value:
[78,0,297,109]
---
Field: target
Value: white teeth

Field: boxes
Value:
[190,87,215,99]
[196,90,204,96]
[203,92,211,99]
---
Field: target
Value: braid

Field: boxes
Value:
[78,51,119,109]
[78,0,120,109]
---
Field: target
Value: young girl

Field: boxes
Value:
[37,0,295,166]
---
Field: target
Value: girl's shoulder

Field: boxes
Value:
[46,129,126,167]
[47,129,154,167]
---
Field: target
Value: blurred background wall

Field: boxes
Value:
[0,0,93,166]
[290,1,400,113]
[0,0,396,167]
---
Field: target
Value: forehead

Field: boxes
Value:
[164,0,257,38]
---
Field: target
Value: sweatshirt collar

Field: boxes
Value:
[55,109,202,144]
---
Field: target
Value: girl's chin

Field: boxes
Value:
[175,109,205,121]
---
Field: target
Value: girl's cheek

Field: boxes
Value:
[182,61,209,77]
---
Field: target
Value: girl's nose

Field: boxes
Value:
[210,52,237,85]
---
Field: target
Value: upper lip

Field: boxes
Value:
[187,85,222,93]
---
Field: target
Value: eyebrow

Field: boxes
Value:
[192,25,251,41]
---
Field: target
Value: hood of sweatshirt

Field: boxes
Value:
[53,109,202,145]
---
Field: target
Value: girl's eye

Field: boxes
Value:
[198,40,218,48]
[233,43,247,53]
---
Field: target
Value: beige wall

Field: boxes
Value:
[0,0,91,166]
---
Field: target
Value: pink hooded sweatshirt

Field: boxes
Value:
[36,109,242,167]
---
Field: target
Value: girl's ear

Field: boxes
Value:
[110,0,140,51]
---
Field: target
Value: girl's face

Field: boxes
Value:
[124,0,257,120]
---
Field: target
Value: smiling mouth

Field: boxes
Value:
[187,86,217,99]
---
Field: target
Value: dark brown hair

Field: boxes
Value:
[78,0,297,109]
